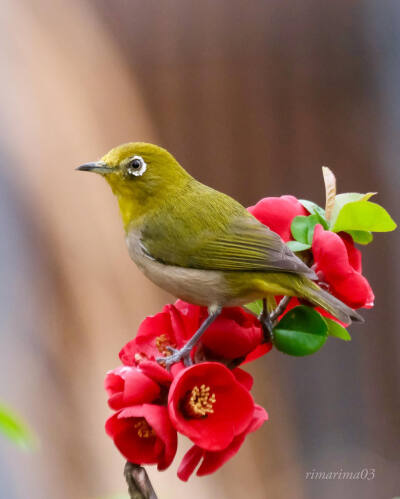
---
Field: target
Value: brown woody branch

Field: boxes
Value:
[124,461,158,499]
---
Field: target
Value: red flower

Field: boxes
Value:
[248,195,307,242]
[312,224,374,309]
[105,366,161,410]
[177,405,268,481]
[119,303,191,365]
[175,300,267,362]
[168,362,255,451]
[198,307,263,359]
[105,404,177,470]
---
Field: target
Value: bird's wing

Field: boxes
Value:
[139,186,315,278]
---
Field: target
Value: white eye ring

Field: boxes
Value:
[127,155,147,176]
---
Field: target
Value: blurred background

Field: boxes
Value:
[0,0,399,498]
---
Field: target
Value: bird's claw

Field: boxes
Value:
[258,311,273,342]
[157,346,193,369]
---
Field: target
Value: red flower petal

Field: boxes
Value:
[167,303,193,345]
[312,225,374,309]
[196,405,268,476]
[119,304,189,365]
[174,299,202,334]
[232,368,254,391]
[200,307,263,359]
[247,404,269,432]
[197,404,268,476]
[248,195,307,242]
[196,434,246,476]
[177,445,204,481]
[241,342,273,364]
[177,404,268,480]
[105,366,161,410]
[339,232,362,272]
[139,360,173,386]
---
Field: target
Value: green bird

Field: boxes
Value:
[77,142,361,365]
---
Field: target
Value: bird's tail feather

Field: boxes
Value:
[301,281,363,324]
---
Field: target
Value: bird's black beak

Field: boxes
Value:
[76,161,112,174]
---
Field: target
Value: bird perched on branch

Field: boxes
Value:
[77,143,361,366]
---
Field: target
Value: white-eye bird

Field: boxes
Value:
[77,143,361,365]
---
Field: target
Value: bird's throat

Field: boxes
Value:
[117,194,147,232]
[105,176,153,231]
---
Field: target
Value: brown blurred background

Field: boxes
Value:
[0,1,399,498]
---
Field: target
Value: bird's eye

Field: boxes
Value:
[130,159,141,169]
[126,155,147,177]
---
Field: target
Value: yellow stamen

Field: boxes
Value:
[134,419,156,439]
[155,334,175,356]
[184,384,216,418]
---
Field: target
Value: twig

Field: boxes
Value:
[124,461,158,499]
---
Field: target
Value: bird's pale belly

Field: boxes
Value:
[125,230,258,307]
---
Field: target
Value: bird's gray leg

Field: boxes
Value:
[259,296,291,342]
[270,296,291,325]
[259,298,273,342]
[157,305,222,368]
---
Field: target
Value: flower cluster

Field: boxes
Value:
[105,172,396,481]
[106,302,269,480]
[248,195,374,312]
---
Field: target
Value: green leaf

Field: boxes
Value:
[291,216,309,243]
[333,201,397,233]
[273,306,328,356]
[244,299,263,316]
[325,317,351,341]
[299,199,326,218]
[0,404,36,450]
[346,230,373,245]
[291,214,320,244]
[329,192,376,229]
[286,240,311,252]
[299,199,329,229]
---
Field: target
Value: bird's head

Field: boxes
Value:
[77,142,189,198]
[77,142,190,228]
